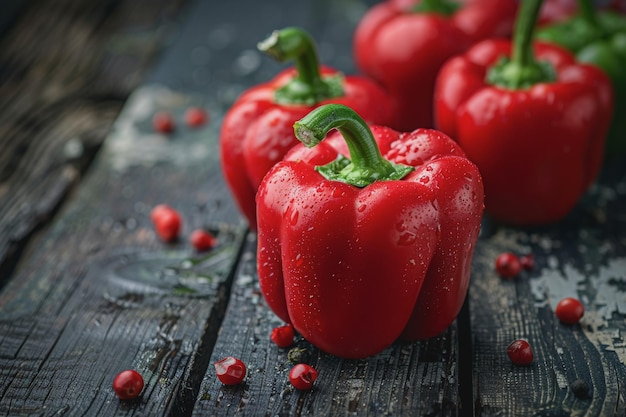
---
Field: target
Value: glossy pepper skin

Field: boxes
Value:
[536,0,626,156]
[256,104,484,358]
[220,27,393,230]
[435,0,613,225]
[353,0,518,131]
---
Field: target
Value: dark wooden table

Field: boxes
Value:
[1,1,625,416]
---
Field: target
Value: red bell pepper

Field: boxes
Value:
[539,0,626,25]
[220,27,393,230]
[539,0,579,23]
[434,0,613,225]
[256,104,484,358]
[353,0,518,132]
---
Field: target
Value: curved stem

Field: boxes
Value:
[293,104,413,187]
[258,27,343,105]
[258,28,320,89]
[295,105,381,169]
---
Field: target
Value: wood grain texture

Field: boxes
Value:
[2,0,626,415]
[0,0,187,284]
[469,164,626,417]
[192,235,461,417]
[0,86,246,416]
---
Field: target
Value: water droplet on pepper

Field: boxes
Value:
[332,187,345,198]
[397,231,417,246]
[290,209,299,225]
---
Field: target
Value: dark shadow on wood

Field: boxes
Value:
[457,293,475,417]
[167,230,250,417]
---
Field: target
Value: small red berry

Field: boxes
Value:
[271,324,295,348]
[153,111,175,133]
[184,107,208,128]
[151,204,182,242]
[289,363,318,390]
[507,339,534,366]
[520,254,535,271]
[555,297,585,325]
[190,229,217,251]
[214,356,246,385]
[112,370,144,400]
[150,204,168,223]
[495,252,522,279]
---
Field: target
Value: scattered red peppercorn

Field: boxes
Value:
[289,363,318,390]
[190,229,217,251]
[495,252,522,279]
[214,356,246,385]
[150,204,182,242]
[507,339,534,366]
[153,111,175,133]
[112,370,144,400]
[184,107,208,128]
[271,324,295,348]
[520,254,535,271]
[555,297,585,325]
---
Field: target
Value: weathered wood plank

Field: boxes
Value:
[192,235,461,417]
[469,163,626,416]
[0,86,246,416]
[0,0,188,284]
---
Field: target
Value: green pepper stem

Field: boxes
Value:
[412,0,458,15]
[293,104,413,187]
[578,0,599,27]
[486,0,556,89]
[511,0,543,68]
[258,27,343,105]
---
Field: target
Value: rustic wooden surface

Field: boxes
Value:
[1,0,626,416]
[470,163,626,417]
[0,0,188,285]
